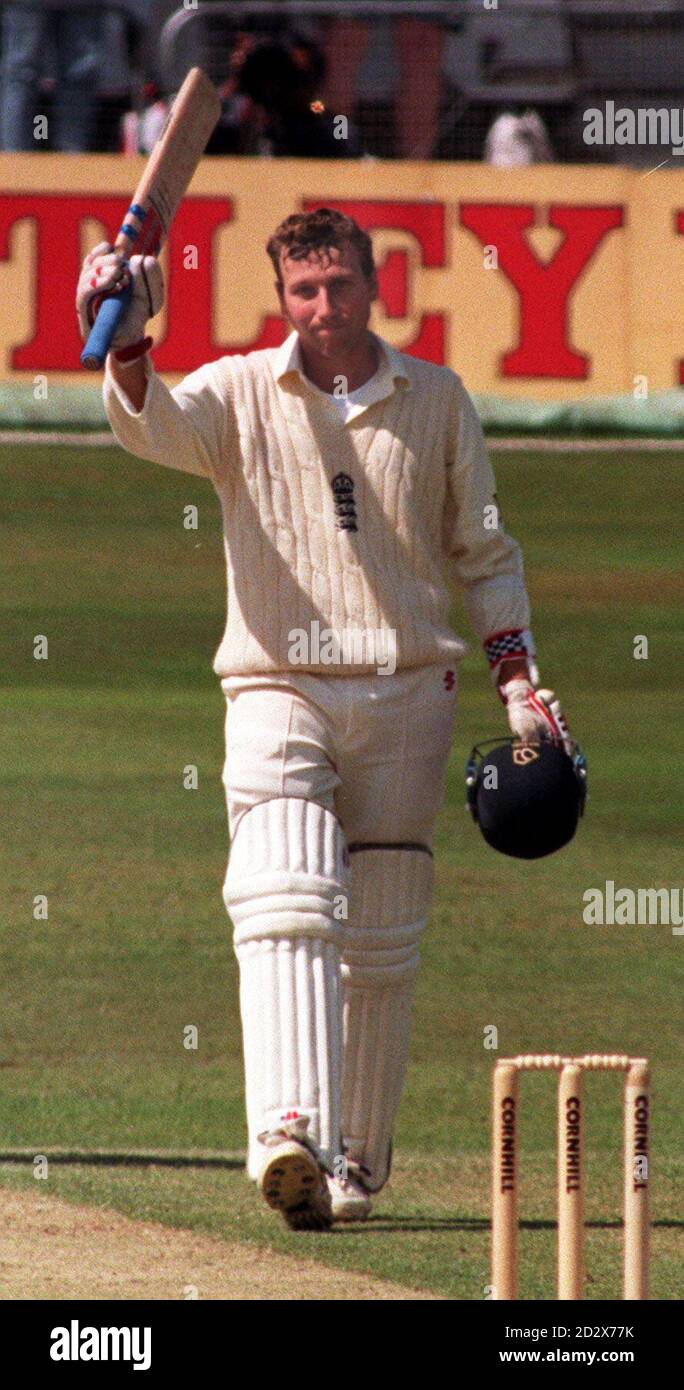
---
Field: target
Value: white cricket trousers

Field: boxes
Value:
[221,664,458,1185]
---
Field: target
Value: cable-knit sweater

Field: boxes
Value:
[103,330,531,678]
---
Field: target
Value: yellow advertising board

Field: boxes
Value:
[0,153,683,399]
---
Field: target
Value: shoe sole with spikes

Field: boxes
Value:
[258,1140,332,1229]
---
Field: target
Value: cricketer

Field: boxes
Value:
[76,207,565,1230]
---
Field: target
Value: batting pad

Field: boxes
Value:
[341,847,434,1192]
[223,798,348,1178]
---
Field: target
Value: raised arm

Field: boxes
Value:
[102,350,233,481]
[107,351,149,414]
[108,352,149,414]
[77,244,234,480]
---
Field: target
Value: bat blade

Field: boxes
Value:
[81,67,220,371]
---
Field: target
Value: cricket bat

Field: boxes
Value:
[81,67,221,370]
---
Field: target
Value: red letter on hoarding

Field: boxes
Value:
[460,203,623,379]
[154,196,287,363]
[0,195,124,370]
[152,199,232,370]
[0,193,235,372]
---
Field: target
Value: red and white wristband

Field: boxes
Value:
[483,626,540,697]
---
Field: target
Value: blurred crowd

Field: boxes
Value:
[1,0,682,166]
[0,0,452,159]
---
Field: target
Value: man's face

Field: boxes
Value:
[276,243,377,358]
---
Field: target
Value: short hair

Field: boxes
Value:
[266,208,375,287]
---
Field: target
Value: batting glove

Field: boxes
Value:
[76,241,164,357]
[501,679,571,748]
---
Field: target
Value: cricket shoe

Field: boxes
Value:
[256,1113,332,1232]
[327,1161,372,1223]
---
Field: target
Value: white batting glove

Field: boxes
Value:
[501,679,571,747]
[76,240,164,352]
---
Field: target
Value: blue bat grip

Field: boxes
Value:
[80,279,134,370]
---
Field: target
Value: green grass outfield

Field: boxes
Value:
[2,442,682,1299]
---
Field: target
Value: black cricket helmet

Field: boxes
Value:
[465,737,588,860]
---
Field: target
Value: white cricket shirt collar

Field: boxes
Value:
[273,330,411,409]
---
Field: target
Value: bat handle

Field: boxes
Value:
[80,278,134,371]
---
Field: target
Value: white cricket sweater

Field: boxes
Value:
[103,331,531,678]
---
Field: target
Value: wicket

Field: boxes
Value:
[492,1054,651,1300]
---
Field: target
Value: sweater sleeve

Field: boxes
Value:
[442,375,532,660]
[103,354,237,482]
